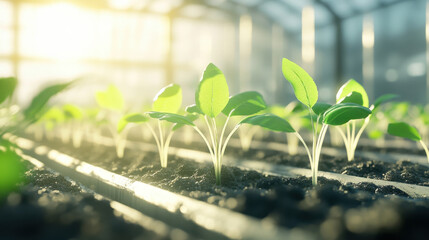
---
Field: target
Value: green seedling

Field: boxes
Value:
[118,84,193,168]
[388,122,429,163]
[151,64,267,185]
[241,58,371,186]
[95,84,128,158]
[334,79,396,161]
[0,77,72,196]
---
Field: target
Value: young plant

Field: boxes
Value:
[62,104,84,147]
[334,79,397,161]
[118,84,191,168]
[0,77,72,196]
[95,84,128,158]
[150,64,267,185]
[388,122,429,163]
[240,58,371,186]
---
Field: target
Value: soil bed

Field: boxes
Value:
[0,159,171,240]
[35,138,429,240]
[162,137,429,187]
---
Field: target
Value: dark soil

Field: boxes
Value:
[0,160,170,240]
[230,148,429,187]
[165,136,429,186]
[38,138,429,240]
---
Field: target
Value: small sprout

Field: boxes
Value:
[388,122,429,163]
[95,84,127,158]
[334,79,397,161]
[119,84,190,168]
[243,58,371,186]
[173,64,267,185]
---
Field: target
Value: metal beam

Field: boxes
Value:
[314,0,344,86]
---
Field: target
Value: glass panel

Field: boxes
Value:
[0,0,12,27]
[0,28,13,55]
[0,61,13,77]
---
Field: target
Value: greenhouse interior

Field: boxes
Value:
[1,0,429,239]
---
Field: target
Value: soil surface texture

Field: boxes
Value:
[0,160,171,240]
[38,138,429,240]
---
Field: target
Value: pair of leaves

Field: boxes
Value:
[117,84,187,132]
[337,79,397,111]
[117,112,196,133]
[194,64,266,118]
[241,102,372,132]
[0,77,17,105]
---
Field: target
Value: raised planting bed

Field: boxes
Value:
[15,134,429,240]
[0,152,176,240]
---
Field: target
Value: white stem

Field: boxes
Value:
[146,122,161,153]
[221,124,240,157]
[204,116,217,153]
[294,132,313,169]
[193,126,215,159]
[419,140,429,163]
[219,113,232,155]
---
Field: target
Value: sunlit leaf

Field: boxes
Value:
[240,113,295,133]
[95,84,124,111]
[153,84,182,113]
[387,122,421,141]
[185,104,203,115]
[196,63,229,118]
[282,58,318,108]
[323,103,372,126]
[336,79,369,107]
[148,111,195,126]
[24,81,73,122]
[222,91,266,116]
[312,103,332,116]
[337,91,363,106]
[0,77,17,105]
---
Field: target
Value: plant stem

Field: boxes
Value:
[419,140,429,163]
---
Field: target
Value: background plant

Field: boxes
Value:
[388,122,429,163]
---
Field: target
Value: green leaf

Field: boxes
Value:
[282,58,318,108]
[337,91,363,106]
[312,103,332,116]
[63,104,83,120]
[0,77,17,105]
[373,94,398,110]
[117,113,149,133]
[95,84,124,111]
[148,111,195,126]
[0,145,24,196]
[336,79,369,107]
[387,122,421,141]
[240,113,295,133]
[185,104,203,115]
[24,81,72,122]
[153,84,182,113]
[285,101,306,114]
[222,91,266,116]
[172,114,199,131]
[195,63,229,118]
[323,103,372,126]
